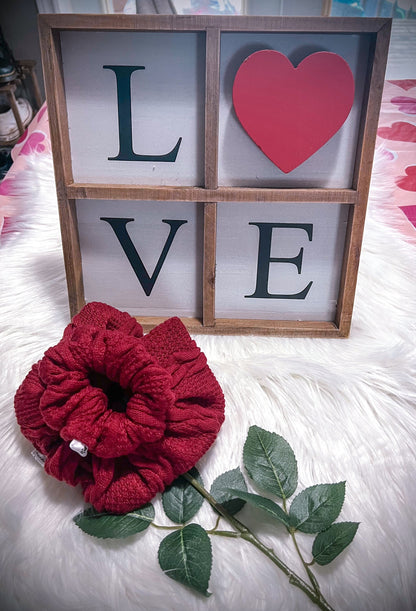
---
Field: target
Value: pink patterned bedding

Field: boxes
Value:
[376,79,416,235]
[0,102,51,234]
[0,83,415,237]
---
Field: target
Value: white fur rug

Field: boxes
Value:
[1,150,415,611]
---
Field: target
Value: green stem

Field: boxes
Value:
[290,529,321,598]
[207,514,222,534]
[209,529,241,538]
[181,472,335,611]
[152,523,182,531]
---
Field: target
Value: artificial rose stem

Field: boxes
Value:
[182,472,335,611]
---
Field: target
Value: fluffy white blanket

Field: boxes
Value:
[0,151,415,611]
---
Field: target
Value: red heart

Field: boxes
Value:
[377,122,416,143]
[232,50,355,173]
[396,166,416,192]
[400,205,416,227]
[390,79,416,91]
[391,96,416,115]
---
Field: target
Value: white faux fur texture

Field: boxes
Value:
[0,151,415,611]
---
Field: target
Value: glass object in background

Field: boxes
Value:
[172,0,242,13]
[330,0,416,18]
[35,0,416,15]
[113,0,137,12]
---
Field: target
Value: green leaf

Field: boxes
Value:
[158,523,212,597]
[162,467,204,524]
[243,425,298,499]
[73,504,155,539]
[312,522,359,565]
[289,482,346,534]
[227,489,290,528]
[210,468,247,515]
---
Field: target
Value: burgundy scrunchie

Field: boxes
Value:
[14,303,225,513]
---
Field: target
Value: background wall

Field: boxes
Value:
[0,0,415,108]
[0,0,45,99]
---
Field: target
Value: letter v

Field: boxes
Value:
[100,217,188,296]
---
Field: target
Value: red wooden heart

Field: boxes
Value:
[232,50,355,173]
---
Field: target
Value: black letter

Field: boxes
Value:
[101,217,188,296]
[103,65,182,162]
[245,223,313,299]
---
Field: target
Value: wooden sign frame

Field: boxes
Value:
[39,14,391,337]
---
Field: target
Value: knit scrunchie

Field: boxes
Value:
[14,302,225,513]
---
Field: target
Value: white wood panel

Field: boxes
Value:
[61,31,205,185]
[76,199,203,316]
[215,202,349,320]
[218,32,370,188]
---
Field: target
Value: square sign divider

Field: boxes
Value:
[39,14,391,337]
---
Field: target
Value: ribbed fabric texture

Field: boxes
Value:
[14,303,225,513]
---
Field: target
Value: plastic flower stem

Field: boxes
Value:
[151,523,181,531]
[182,472,335,611]
[290,528,321,597]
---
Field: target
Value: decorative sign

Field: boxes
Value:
[39,14,391,336]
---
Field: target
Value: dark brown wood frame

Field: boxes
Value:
[38,14,391,337]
